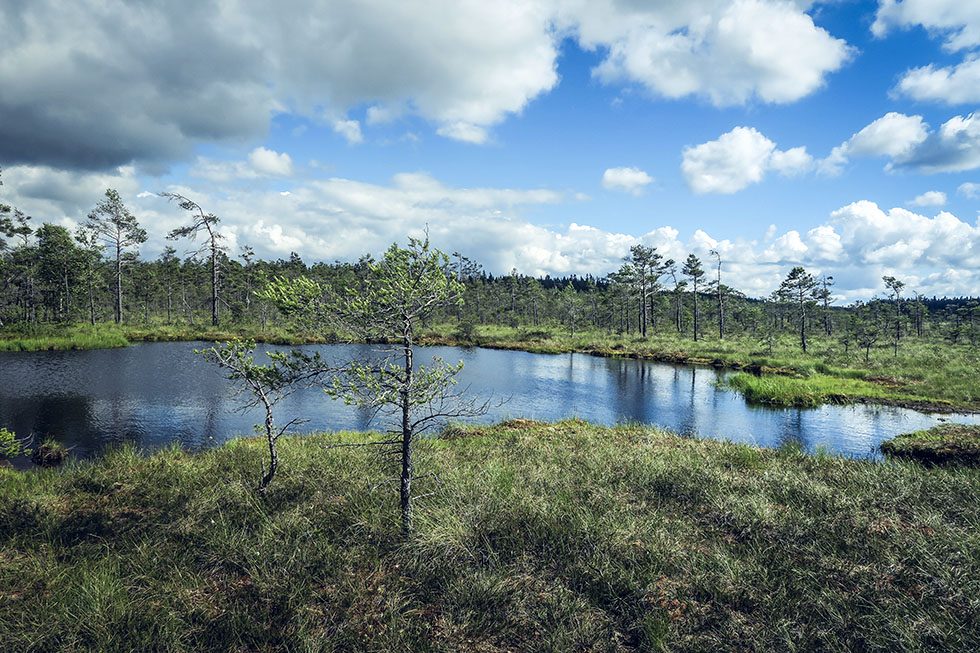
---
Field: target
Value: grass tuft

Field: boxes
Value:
[881,423,980,466]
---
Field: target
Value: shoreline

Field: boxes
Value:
[2,324,978,415]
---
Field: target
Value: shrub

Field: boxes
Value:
[0,427,29,460]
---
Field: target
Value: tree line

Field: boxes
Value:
[3,181,979,353]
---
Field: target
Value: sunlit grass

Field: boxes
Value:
[881,424,980,466]
[0,323,130,351]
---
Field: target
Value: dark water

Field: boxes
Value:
[1,342,977,462]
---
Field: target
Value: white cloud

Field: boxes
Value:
[821,111,980,175]
[332,119,363,144]
[682,126,812,194]
[958,181,980,198]
[876,2,980,108]
[436,122,489,145]
[873,0,980,51]
[601,167,653,195]
[567,0,853,106]
[908,190,947,207]
[845,112,930,158]
[894,55,980,104]
[191,147,293,182]
[248,147,293,176]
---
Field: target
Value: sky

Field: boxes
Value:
[1,0,980,301]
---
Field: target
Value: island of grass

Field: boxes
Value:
[880,423,980,466]
[2,420,979,651]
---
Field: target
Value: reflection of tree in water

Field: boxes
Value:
[604,357,656,424]
[775,408,807,452]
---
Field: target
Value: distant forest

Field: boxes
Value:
[3,184,979,346]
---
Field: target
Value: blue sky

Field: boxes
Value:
[2,0,979,299]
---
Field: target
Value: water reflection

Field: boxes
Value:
[1,342,977,461]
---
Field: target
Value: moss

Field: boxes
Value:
[881,424,980,466]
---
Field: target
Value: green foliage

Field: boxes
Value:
[199,339,334,489]
[2,422,979,651]
[0,427,28,459]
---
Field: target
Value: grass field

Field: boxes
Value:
[0,323,327,352]
[1,420,978,651]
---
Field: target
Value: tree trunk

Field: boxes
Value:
[211,242,219,327]
[258,394,278,491]
[692,283,699,342]
[799,297,807,353]
[115,241,123,324]
[400,333,414,538]
[88,276,96,325]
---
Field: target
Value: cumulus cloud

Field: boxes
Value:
[873,0,980,51]
[248,148,293,176]
[332,119,363,145]
[958,181,980,198]
[908,190,947,206]
[0,1,854,171]
[876,2,980,106]
[190,148,293,182]
[601,167,653,195]
[821,111,980,174]
[682,127,813,194]
[0,0,560,168]
[894,55,980,104]
[566,0,853,106]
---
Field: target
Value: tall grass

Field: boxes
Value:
[2,421,979,651]
[0,324,130,352]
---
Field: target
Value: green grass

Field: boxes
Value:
[0,323,329,352]
[2,420,979,651]
[881,424,980,466]
[0,324,130,352]
[726,372,911,408]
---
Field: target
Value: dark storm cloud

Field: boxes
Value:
[0,1,274,171]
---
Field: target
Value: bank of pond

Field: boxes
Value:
[1,342,978,469]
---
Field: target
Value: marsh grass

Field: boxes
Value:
[2,421,979,651]
[0,324,130,352]
[0,323,328,352]
[881,424,980,466]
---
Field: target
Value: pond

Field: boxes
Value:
[1,342,977,462]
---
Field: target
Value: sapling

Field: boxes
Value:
[201,340,334,491]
